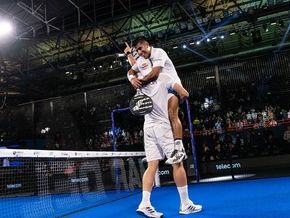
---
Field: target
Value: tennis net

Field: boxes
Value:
[0,149,146,218]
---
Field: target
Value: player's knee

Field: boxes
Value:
[147,160,159,170]
[172,162,184,169]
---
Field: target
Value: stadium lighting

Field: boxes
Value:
[0,20,13,37]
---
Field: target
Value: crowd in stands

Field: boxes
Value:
[10,79,286,163]
[187,81,290,162]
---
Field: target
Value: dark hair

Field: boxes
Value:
[133,36,149,47]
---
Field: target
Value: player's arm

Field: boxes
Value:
[127,54,136,66]
[127,68,142,89]
[139,49,166,85]
[124,42,136,66]
[139,67,161,85]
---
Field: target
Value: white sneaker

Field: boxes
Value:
[179,201,202,215]
[136,206,164,218]
[165,149,187,165]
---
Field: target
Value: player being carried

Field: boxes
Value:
[125,38,188,164]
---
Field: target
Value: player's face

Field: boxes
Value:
[135,42,150,58]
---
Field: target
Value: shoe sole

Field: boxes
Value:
[165,154,187,165]
[179,207,202,215]
[136,209,164,218]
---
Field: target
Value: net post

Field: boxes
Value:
[185,99,200,182]
[111,110,117,151]
[111,107,131,191]
[111,107,130,151]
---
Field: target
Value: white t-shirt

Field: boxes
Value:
[144,73,175,126]
[131,47,181,96]
[132,58,159,97]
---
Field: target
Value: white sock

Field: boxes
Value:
[177,185,190,206]
[174,139,184,151]
[139,191,151,208]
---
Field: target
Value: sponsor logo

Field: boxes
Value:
[7,184,22,189]
[61,152,69,156]
[140,62,148,69]
[215,163,241,170]
[71,177,89,183]
[33,151,41,156]
[12,151,23,156]
[158,170,170,176]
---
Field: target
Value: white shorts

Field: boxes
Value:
[167,80,182,100]
[143,122,174,162]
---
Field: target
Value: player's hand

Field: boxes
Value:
[124,42,132,55]
[131,78,142,89]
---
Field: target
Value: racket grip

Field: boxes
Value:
[136,88,142,94]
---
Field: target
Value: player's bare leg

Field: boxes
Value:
[137,160,163,217]
[166,95,187,165]
[172,163,202,214]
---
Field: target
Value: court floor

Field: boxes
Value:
[1,177,290,218]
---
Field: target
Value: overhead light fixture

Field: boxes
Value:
[117,53,125,57]
[206,38,211,42]
[220,35,225,39]
[196,41,201,45]
[189,42,195,45]
[212,36,217,40]
[229,32,236,36]
[173,46,178,49]
[182,44,187,49]
[270,22,277,26]
[0,20,13,37]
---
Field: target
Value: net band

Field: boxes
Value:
[0,149,145,158]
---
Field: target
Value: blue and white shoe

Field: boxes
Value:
[179,200,202,215]
[136,206,164,218]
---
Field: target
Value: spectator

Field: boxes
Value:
[283,126,290,153]
[201,143,214,162]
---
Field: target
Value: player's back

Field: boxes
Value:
[144,74,174,127]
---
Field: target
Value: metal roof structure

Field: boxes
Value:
[0,0,289,100]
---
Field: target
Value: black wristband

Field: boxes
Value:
[125,51,131,56]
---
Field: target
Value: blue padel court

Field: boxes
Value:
[1,177,290,218]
